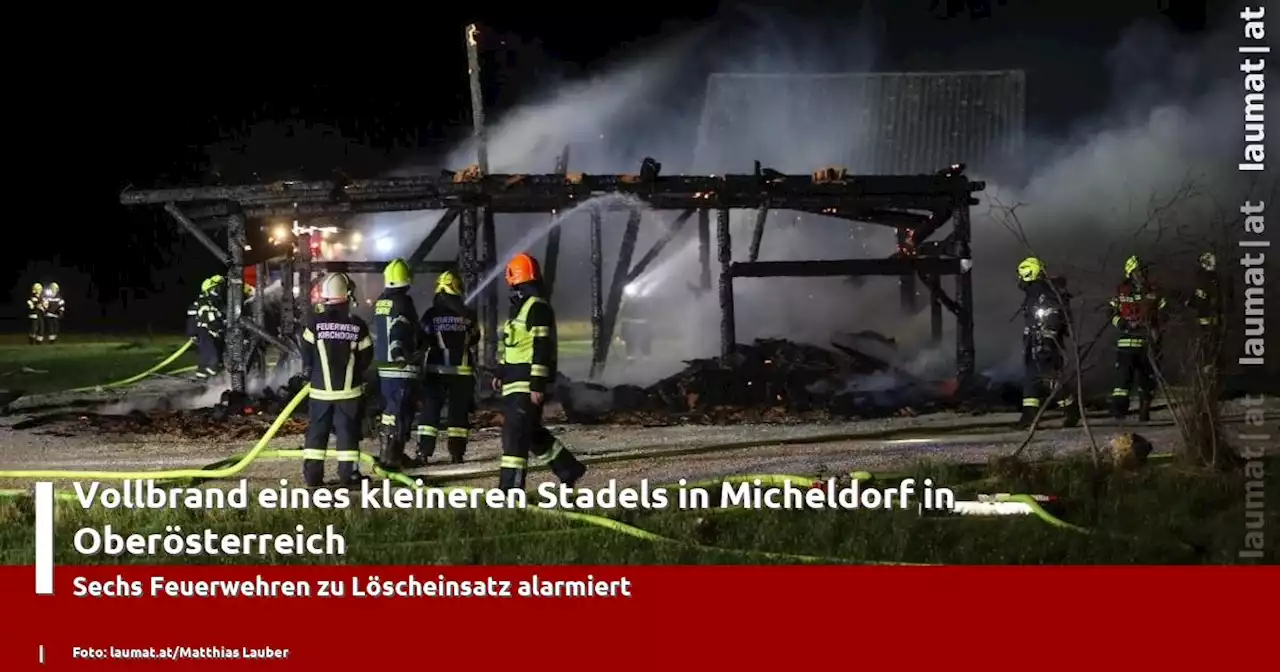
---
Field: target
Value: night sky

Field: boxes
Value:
[4,1,1219,334]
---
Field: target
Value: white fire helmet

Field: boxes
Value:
[319,273,351,304]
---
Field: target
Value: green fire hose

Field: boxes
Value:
[0,383,1144,562]
[66,339,196,393]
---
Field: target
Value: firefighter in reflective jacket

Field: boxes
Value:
[1108,255,1167,421]
[1014,258,1079,429]
[372,259,423,469]
[301,273,374,487]
[185,298,200,340]
[314,274,357,314]
[194,275,227,379]
[27,283,45,345]
[42,282,66,343]
[493,253,587,491]
[1188,251,1223,370]
[416,270,478,465]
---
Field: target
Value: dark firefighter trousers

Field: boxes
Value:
[498,392,586,491]
[29,314,44,344]
[378,374,419,450]
[1022,346,1075,413]
[42,315,60,343]
[416,374,474,461]
[195,329,225,379]
[303,399,363,486]
[1111,342,1158,417]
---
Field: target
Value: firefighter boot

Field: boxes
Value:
[1062,402,1081,428]
[376,427,406,471]
[1137,397,1152,423]
[1015,406,1038,430]
[1109,395,1128,420]
[446,436,467,465]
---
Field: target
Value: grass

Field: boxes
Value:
[0,330,595,394]
[1,457,1273,564]
[0,334,196,394]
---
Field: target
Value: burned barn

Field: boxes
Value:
[116,32,997,415]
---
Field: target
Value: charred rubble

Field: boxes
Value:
[20,336,1018,440]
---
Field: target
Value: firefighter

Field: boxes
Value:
[185,297,200,341]
[300,272,373,487]
[1188,251,1222,371]
[1014,258,1079,429]
[1108,255,1168,421]
[314,273,357,313]
[372,259,423,469]
[26,283,45,345]
[416,270,478,465]
[194,275,227,380]
[493,253,587,491]
[41,282,66,343]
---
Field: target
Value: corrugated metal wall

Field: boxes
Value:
[694,71,1025,176]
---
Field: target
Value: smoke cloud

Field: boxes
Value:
[336,7,1254,388]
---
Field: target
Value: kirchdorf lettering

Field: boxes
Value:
[315,322,361,341]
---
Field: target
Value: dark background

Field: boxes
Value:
[3,0,1223,334]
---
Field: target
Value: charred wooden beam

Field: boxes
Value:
[279,250,296,345]
[916,272,961,315]
[748,206,769,262]
[296,230,312,319]
[626,209,694,284]
[599,209,642,377]
[480,208,498,367]
[464,23,489,177]
[120,173,985,217]
[240,316,299,357]
[717,208,736,362]
[731,257,964,278]
[225,215,248,394]
[311,260,457,274]
[252,262,268,376]
[930,285,944,345]
[697,209,711,291]
[588,208,605,379]
[543,145,570,299]
[954,205,976,388]
[165,203,230,265]
[457,210,480,314]
[405,209,461,267]
[897,228,918,314]
[121,173,984,206]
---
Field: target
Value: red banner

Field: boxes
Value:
[2,565,1274,669]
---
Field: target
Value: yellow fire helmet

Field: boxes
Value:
[435,270,463,296]
[1016,257,1044,283]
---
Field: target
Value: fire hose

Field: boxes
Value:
[0,384,1175,562]
[65,339,197,394]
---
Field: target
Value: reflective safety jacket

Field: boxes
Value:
[186,300,200,338]
[302,308,373,402]
[499,293,556,395]
[195,292,226,338]
[43,293,65,318]
[422,292,479,376]
[1020,277,1071,353]
[26,294,44,319]
[1190,267,1220,326]
[372,287,422,377]
[1109,278,1167,348]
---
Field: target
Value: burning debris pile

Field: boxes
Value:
[547,337,970,426]
[14,407,308,440]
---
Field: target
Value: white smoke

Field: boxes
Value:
[338,8,1253,388]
